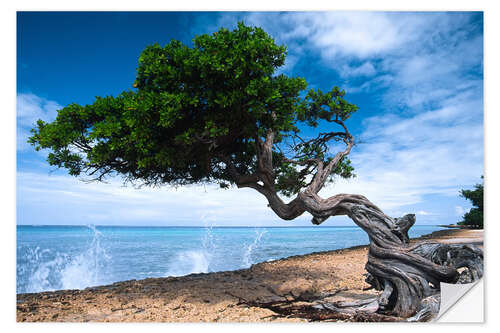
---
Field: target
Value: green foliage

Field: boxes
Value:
[29,22,358,195]
[458,176,483,229]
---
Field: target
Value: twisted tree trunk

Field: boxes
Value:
[235,188,483,319]
[221,124,483,319]
[297,192,482,319]
[299,190,482,318]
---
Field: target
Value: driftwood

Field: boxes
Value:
[218,118,483,320]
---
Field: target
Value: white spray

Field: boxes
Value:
[243,228,267,268]
[164,213,217,277]
[22,225,111,293]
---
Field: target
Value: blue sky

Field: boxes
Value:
[16,11,484,226]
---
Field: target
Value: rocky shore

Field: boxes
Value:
[17,228,483,322]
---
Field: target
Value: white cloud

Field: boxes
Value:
[230,13,447,60]
[215,12,414,70]
[288,12,419,59]
[382,34,483,109]
[222,12,482,113]
[320,91,483,218]
[17,171,309,226]
[340,62,376,78]
[345,74,394,93]
[17,93,60,127]
[17,93,62,151]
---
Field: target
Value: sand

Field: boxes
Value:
[16,228,483,322]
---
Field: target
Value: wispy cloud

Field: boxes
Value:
[340,62,376,78]
[219,12,482,109]
[17,93,61,151]
[17,171,309,226]
[280,12,427,60]
[321,91,483,218]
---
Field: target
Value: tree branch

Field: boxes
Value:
[306,120,354,194]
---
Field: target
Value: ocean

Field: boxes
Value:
[16,224,444,294]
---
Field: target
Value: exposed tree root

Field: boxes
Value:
[226,290,402,322]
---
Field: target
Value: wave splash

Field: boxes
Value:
[243,228,267,268]
[59,225,111,290]
[164,227,268,277]
[164,250,210,277]
[164,226,215,277]
[19,225,111,293]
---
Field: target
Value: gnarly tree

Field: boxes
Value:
[458,177,483,229]
[29,22,482,319]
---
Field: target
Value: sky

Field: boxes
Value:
[16,11,484,226]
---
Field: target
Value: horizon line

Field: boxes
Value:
[17,224,445,228]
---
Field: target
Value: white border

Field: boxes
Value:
[3,1,498,332]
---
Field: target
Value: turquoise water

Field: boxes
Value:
[16,225,444,294]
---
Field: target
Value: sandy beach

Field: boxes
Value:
[16,228,483,322]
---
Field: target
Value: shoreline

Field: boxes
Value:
[17,228,483,322]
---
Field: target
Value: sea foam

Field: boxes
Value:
[19,225,111,293]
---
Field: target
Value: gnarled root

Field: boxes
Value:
[406,294,441,322]
[365,242,483,321]
[300,193,483,320]
[410,243,484,283]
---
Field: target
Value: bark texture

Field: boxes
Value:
[297,192,483,318]
[219,120,483,319]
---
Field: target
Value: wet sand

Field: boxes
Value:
[16,228,483,322]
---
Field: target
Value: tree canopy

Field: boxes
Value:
[29,22,357,198]
[458,177,483,229]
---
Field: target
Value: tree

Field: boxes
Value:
[458,177,483,229]
[28,22,482,320]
